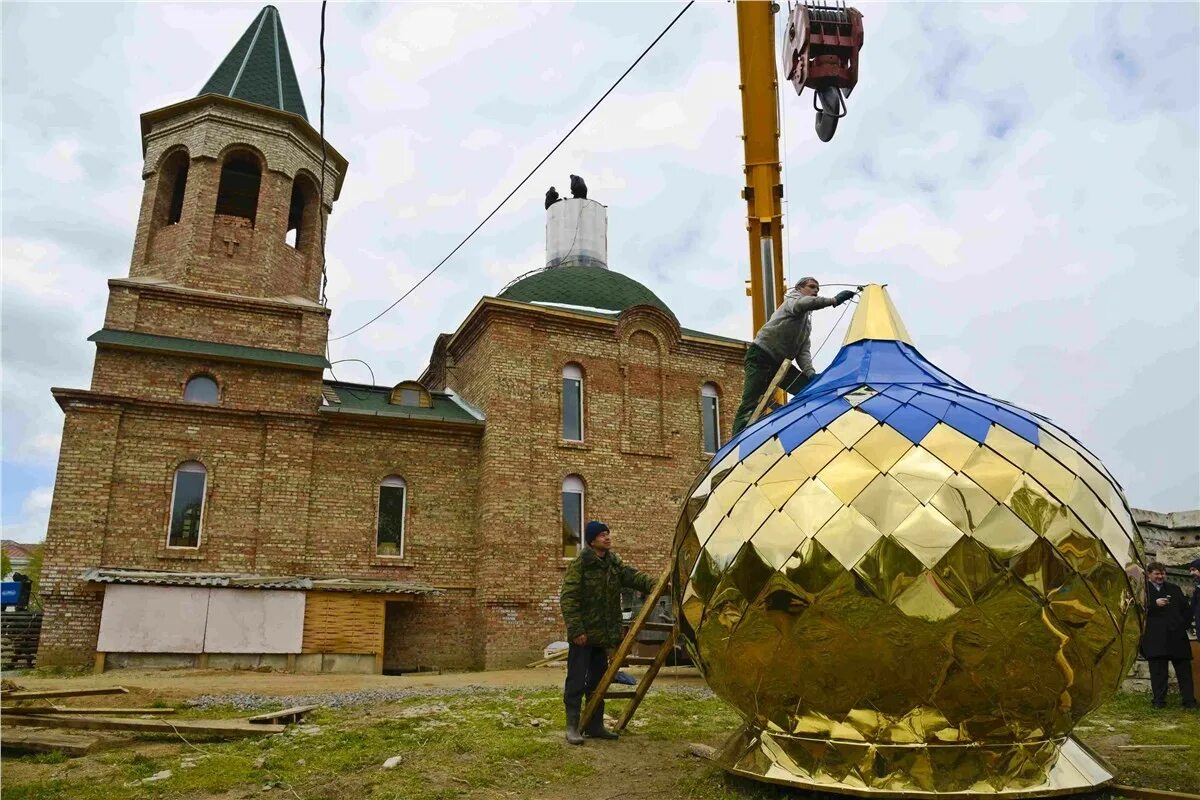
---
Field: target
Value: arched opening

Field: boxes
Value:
[154,149,190,228]
[562,363,584,442]
[183,375,219,405]
[168,461,207,548]
[377,475,408,557]
[285,175,320,255]
[561,474,585,559]
[214,151,262,227]
[701,382,721,454]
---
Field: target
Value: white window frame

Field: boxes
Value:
[561,363,584,442]
[376,475,408,559]
[166,461,207,549]
[561,475,585,559]
[701,382,721,454]
[183,374,220,405]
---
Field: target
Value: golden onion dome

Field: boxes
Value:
[672,285,1145,797]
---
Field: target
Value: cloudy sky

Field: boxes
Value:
[2,2,1197,543]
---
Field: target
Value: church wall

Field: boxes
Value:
[90,350,321,413]
[447,305,747,668]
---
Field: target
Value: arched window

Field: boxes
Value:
[701,383,721,454]
[183,375,219,405]
[285,175,320,255]
[377,476,407,557]
[562,363,583,441]
[168,461,207,548]
[214,151,262,226]
[561,475,585,559]
[154,149,190,227]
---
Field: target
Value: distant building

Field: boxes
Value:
[36,6,745,672]
[2,541,37,580]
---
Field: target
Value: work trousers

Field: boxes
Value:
[564,643,608,728]
[732,344,811,435]
[1148,657,1196,707]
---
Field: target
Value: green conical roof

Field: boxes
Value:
[198,6,308,121]
[499,266,674,318]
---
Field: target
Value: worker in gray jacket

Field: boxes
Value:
[732,277,855,434]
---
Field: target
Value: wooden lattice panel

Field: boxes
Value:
[301,592,385,654]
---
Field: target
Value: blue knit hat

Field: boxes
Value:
[584,520,609,544]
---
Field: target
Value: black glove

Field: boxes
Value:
[833,290,855,306]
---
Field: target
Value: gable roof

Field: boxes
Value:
[198,6,308,121]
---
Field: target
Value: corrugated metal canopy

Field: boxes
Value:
[81,568,442,596]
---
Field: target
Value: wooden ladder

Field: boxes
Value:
[748,359,795,427]
[578,363,795,731]
[579,568,676,732]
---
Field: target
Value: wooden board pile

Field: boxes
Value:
[0,683,318,757]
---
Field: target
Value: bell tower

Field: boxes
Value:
[109,5,348,361]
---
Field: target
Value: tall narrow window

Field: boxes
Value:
[214,152,262,226]
[701,383,721,454]
[562,363,583,441]
[183,375,219,405]
[377,476,407,557]
[168,461,207,548]
[561,475,584,559]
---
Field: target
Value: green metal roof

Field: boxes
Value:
[89,329,328,370]
[321,382,483,425]
[198,6,308,121]
[499,266,674,318]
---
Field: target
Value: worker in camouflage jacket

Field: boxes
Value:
[559,520,655,745]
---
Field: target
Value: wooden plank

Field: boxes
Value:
[1,686,129,701]
[247,705,318,725]
[94,652,106,674]
[1111,785,1200,800]
[0,714,286,738]
[2,706,175,716]
[603,688,638,700]
[621,655,656,666]
[526,649,569,668]
[0,729,101,757]
[640,621,674,632]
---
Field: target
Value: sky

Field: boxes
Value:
[1,1,1197,544]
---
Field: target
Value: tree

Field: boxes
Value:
[25,544,44,610]
[1,550,11,580]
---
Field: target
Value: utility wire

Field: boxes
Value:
[330,0,696,342]
[812,294,859,359]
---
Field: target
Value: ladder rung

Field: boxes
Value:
[640,621,674,632]
[604,688,639,699]
[622,656,657,666]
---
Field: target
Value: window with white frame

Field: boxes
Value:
[561,475,584,558]
[168,461,207,548]
[562,363,583,441]
[377,476,407,557]
[183,375,219,405]
[701,383,721,454]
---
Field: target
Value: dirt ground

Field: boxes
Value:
[4,664,706,703]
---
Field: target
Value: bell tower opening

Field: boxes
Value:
[215,151,262,227]
[154,149,190,227]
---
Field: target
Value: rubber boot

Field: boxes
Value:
[583,699,618,740]
[564,707,584,745]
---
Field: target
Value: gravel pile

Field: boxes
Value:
[186,683,713,711]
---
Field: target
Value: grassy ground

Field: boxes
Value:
[2,688,1196,799]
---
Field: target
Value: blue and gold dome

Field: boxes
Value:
[672,285,1145,796]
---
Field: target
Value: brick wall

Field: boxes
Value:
[445,301,746,667]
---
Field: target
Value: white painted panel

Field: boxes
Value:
[203,589,304,653]
[97,585,208,653]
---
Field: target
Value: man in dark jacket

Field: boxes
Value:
[731,278,856,435]
[1140,562,1196,709]
[559,520,655,744]
[1189,559,1200,637]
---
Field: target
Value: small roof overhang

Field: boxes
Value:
[81,568,442,597]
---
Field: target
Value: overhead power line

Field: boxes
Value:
[330,0,696,342]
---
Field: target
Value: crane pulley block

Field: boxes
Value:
[781,1,864,141]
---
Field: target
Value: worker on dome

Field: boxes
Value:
[732,277,855,434]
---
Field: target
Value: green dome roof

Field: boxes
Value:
[499,266,672,317]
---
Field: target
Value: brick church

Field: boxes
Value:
[37,6,747,672]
